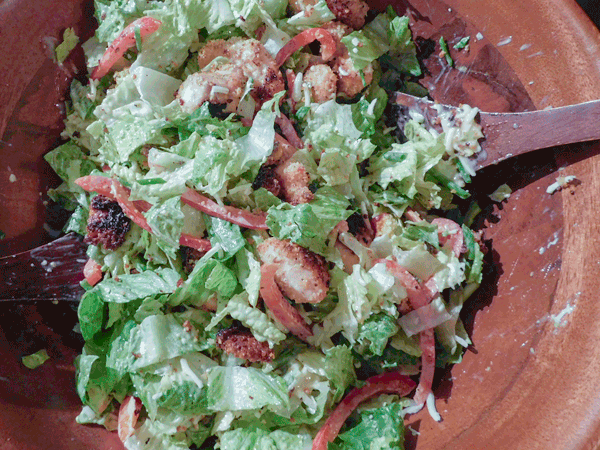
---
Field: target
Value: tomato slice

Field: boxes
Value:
[312,371,416,450]
[275,28,337,67]
[75,175,212,252]
[259,264,313,341]
[83,258,103,286]
[181,188,268,230]
[91,17,162,79]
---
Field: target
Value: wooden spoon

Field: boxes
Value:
[0,233,87,302]
[394,92,600,170]
[3,95,600,302]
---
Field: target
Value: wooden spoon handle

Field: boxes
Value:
[476,99,600,169]
[393,92,600,170]
[0,233,87,302]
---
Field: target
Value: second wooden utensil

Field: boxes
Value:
[394,92,600,171]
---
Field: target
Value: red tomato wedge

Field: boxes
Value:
[91,17,162,80]
[275,28,337,67]
[74,175,212,252]
[181,188,268,230]
[311,371,416,450]
[83,258,103,286]
[259,264,313,341]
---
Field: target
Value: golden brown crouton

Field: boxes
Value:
[267,134,298,166]
[257,238,330,303]
[216,325,274,363]
[276,160,314,205]
[177,38,284,113]
[303,64,338,103]
[331,54,373,98]
[176,64,246,113]
[320,21,374,98]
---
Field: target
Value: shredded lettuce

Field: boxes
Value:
[22,349,50,369]
[52,2,489,447]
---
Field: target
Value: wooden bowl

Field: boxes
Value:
[1,0,599,449]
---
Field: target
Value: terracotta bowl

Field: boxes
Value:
[1,0,600,449]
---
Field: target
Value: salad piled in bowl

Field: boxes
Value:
[45,0,486,448]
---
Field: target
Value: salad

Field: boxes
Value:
[45,0,486,448]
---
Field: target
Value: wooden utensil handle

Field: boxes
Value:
[0,233,87,302]
[478,99,600,167]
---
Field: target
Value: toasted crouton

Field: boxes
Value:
[257,238,330,303]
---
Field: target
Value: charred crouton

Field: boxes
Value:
[325,0,369,29]
[181,246,208,274]
[347,212,374,246]
[257,238,330,303]
[216,325,274,363]
[276,161,314,205]
[85,195,131,250]
[252,165,281,197]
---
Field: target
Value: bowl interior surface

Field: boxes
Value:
[1,0,600,449]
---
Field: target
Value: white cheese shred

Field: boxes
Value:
[180,358,205,390]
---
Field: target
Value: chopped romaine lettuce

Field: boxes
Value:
[50,2,490,447]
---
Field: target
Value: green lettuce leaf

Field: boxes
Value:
[266,187,352,255]
[55,27,79,63]
[44,141,96,188]
[106,314,202,374]
[21,349,50,369]
[219,427,312,450]
[92,268,180,304]
[169,255,239,307]
[324,345,356,403]
[143,196,185,258]
[207,292,286,345]
[358,313,399,357]
[334,403,406,450]
[131,353,217,418]
[206,366,289,411]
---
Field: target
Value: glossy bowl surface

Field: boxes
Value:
[1,1,600,449]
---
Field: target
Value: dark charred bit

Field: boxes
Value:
[358,159,370,177]
[85,195,131,250]
[252,164,281,197]
[252,68,282,103]
[325,0,368,29]
[347,212,374,245]
[207,102,229,118]
[216,325,275,363]
[181,246,208,274]
[415,37,437,61]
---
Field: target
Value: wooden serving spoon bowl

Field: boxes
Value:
[1,0,600,449]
